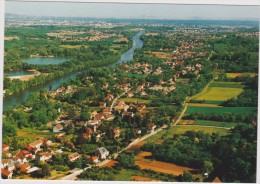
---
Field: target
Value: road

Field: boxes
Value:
[61,168,84,180]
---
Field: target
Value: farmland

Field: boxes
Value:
[135,151,195,176]
[191,82,244,104]
[120,98,151,104]
[226,73,256,79]
[146,125,229,143]
[194,120,244,128]
[186,106,257,115]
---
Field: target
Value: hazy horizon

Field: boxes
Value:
[5,2,260,21]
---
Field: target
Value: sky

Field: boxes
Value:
[4,1,259,20]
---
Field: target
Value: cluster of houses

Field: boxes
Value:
[1,137,110,179]
[1,138,52,179]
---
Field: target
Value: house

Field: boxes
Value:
[100,102,106,108]
[106,94,114,101]
[35,152,52,162]
[68,152,80,162]
[2,151,12,158]
[147,123,157,133]
[96,147,109,160]
[126,91,134,97]
[82,133,91,139]
[53,124,64,133]
[29,140,43,149]
[122,111,135,118]
[103,108,111,115]
[2,144,9,151]
[104,114,115,121]
[86,127,94,134]
[17,163,31,173]
[113,128,120,138]
[16,150,33,158]
[88,119,99,126]
[212,177,221,183]
[12,156,27,165]
[87,155,99,164]
[1,168,12,179]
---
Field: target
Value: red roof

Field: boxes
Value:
[2,144,9,149]
[212,177,221,183]
[1,168,11,177]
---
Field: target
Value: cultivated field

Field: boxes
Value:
[17,128,53,139]
[186,106,257,115]
[195,120,244,128]
[187,103,222,107]
[191,82,244,103]
[226,73,256,79]
[146,125,229,143]
[120,98,151,104]
[135,151,195,176]
[100,160,118,168]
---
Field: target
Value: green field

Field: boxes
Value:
[17,128,53,139]
[195,120,244,128]
[186,106,257,115]
[121,98,151,104]
[191,82,244,103]
[226,73,256,79]
[115,169,135,181]
[146,125,229,143]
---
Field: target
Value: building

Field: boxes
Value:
[53,124,64,133]
[96,147,109,160]
[68,152,80,162]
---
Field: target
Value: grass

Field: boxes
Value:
[186,106,257,115]
[195,120,244,128]
[17,128,53,139]
[192,82,244,103]
[115,169,135,181]
[120,98,151,104]
[146,125,229,143]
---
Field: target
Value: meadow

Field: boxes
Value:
[226,73,256,79]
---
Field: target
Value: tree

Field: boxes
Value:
[41,163,51,178]
[202,161,214,174]
[117,153,135,168]
[181,171,193,182]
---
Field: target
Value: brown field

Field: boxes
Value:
[135,151,195,176]
[4,36,19,40]
[187,103,222,107]
[180,120,196,125]
[131,176,159,182]
[100,160,118,168]
[144,51,170,59]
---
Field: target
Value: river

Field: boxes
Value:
[3,31,144,110]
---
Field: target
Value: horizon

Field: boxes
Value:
[5,2,260,21]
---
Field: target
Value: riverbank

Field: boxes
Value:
[7,70,45,81]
